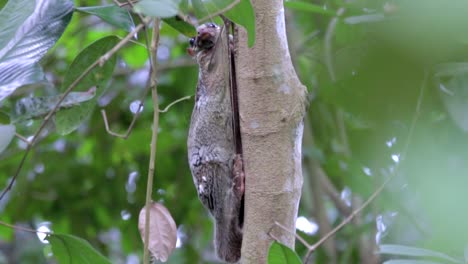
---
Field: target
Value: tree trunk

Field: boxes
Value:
[236,0,307,262]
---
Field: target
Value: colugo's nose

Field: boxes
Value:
[198,31,212,41]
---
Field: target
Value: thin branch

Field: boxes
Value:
[114,0,138,7]
[100,108,144,139]
[100,17,151,66]
[159,95,192,113]
[143,18,161,264]
[303,118,337,263]
[309,160,337,264]
[273,221,312,249]
[100,13,153,139]
[294,30,320,54]
[318,167,351,216]
[335,109,351,157]
[304,70,429,261]
[0,19,150,201]
[0,220,49,234]
[197,0,241,24]
[15,133,30,145]
[324,8,345,82]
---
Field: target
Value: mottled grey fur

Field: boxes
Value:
[187,23,243,263]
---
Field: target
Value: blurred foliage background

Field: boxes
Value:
[1,0,468,263]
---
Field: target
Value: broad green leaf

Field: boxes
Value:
[284,1,336,16]
[191,0,210,19]
[46,233,111,264]
[0,0,35,48]
[0,0,73,102]
[75,5,135,32]
[223,0,256,47]
[133,0,180,18]
[0,124,15,154]
[267,241,302,264]
[383,260,450,264]
[55,36,118,135]
[12,87,96,123]
[163,16,196,37]
[379,244,460,264]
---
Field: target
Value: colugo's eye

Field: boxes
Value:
[207,23,217,28]
[189,37,195,46]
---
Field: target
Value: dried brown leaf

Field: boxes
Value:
[138,202,177,262]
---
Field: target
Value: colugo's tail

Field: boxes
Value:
[214,185,244,263]
[214,214,243,263]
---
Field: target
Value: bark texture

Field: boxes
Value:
[236,0,307,262]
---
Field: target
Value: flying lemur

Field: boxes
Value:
[187,22,244,263]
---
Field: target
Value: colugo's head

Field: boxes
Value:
[188,23,221,56]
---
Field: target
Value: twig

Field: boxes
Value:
[113,0,146,31]
[294,30,320,54]
[100,14,153,139]
[15,133,30,145]
[101,108,143,139]
[100,17,151,66]
[113,0,138,8]
[303,70,428,261]
[143,18,161,264]
[318,167,351,216]
[0,220,49,234]
[273,221,312,249]
[197,0,240,24]
[335,109,351,157]
[159,95,192,113]
[0,18,150,201]
[324,7,345,82]
[303,118,337,263]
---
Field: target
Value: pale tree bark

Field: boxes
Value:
[236,0,307,262]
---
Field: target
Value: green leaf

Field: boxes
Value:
[12,87,96,123]
[163,16,196,37]
[0,0,74,102]
[284,1,336,16]
[0,124,15,154]
[379,244,461,264]
[223,0,256,47]
[55,36,118,135]
[46,233,111,264]
[133,0,180,18]
[191,0,210,18]
[268,241,302,264]
[383,260,449,264]
[0,0,35,48]
[75,5,135,32]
